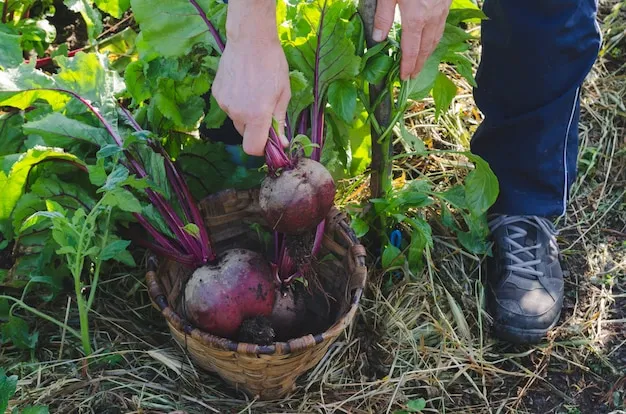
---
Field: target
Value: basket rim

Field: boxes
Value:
[145,206,367,356]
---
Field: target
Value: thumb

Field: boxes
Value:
[242,114,272,157]
[273,87,291,148]
[373,0,396,42]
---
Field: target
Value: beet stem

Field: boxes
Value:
[188,0,225,52]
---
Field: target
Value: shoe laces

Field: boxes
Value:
[488,215,558,280]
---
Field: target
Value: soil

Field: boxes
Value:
[47,0,88,52]
[237,315,275,345]
[285,231,315,268]
[0,240,14,269]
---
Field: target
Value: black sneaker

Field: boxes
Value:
[486,215,565,344]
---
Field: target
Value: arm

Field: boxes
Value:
[212,0,290,156]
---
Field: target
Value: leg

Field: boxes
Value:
[471,0,601,343]
[472,0,601,216]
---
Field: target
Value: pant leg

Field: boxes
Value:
[470,0,601,217]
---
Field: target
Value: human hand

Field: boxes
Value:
[212,0,290,156]
[373,0,452,80]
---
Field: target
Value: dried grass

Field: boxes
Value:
[3,2,625,413]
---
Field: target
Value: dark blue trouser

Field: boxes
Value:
[471,0,601,217]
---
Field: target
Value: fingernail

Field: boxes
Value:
[280,134,289,147]
[373,29,384,42]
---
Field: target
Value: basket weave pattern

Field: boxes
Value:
[146,189,367,399]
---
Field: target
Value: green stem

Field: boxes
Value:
[73,209,93,356]
[87,207,112,311]
[0,295,82,340]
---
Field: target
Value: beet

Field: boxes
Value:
[269,285,307,341]
[259,158,336,234]
[184,249,275,339]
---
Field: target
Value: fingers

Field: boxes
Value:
[273,87,291,148]
[242,112,272,156]
[233,120,245,137]
[411,22,437,78]
[373,0,396,42]
[400,22,422,80]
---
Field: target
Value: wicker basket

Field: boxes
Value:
[145,189,367,399]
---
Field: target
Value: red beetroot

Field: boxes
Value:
[184,249,275,338]
[269,285,307,340]
[259,158,336,234]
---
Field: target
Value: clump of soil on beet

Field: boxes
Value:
[285,232,314,268]
[237,315,275,345]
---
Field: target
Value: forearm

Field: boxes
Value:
[226,0,278,44]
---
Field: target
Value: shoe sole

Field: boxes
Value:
[492,312,561,345]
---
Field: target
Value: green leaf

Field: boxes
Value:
[350,216,369,238]
[362,53,393,84]
[182,223,200,239]
[440,185,467,209]
[0,31,23,70]
[404,46,446,101]
[88,159,107,187]
[0,148,83,232]
[458,212,491,254]
[56,246,77,255]
[407,230,425,275]
[291,134,318,157]
[0,112,26,156]
[100,239,131,261]
[432,72,457,120]
[408,216,433,249]
[0,368,18,413]
[447,8,488,26]
[124,60,151,103]
[287,71,313,127]
[64,0,103,41]
[445,53,476,87]
[131,0,227,57]
[1,315,38,350]
[102,188,142,213]
[0,65,67,110]
[400,124,426,154]
[284,0,361,106]
[440,202,457,230]
[94,0,130,18]
[101,165,129,191]
[382,244,403,269]
[407,398,426,412]
[121,175,151,191]
[328,80,357,124]
[439,23,473,48]
[464,154,499,216]
[96,144,123,159]
[141,204,175,239]
[359,40,389,69]
[25,175,95,223]
[143,149,172,200]
[114,249,136,267]
[22,112,111,148]
[203,95,227,129]
[177,141,259,200]
[54,52,124,129]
